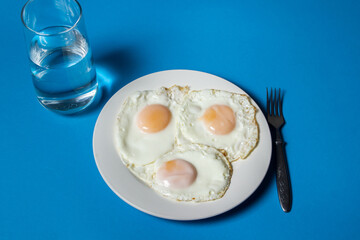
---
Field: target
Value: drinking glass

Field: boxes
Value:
[21,0,98,114]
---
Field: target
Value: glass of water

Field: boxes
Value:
[21,0,98,114]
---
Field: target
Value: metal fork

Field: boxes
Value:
[267,88,292,212]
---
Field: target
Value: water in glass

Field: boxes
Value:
[29,26,97,113]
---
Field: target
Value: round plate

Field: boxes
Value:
[93,70,272,220]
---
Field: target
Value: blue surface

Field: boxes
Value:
[1,0,360,239]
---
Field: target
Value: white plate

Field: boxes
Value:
[93,70,272,220]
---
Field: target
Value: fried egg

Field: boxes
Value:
[115,86,189,183]
[150,144,232,202]
[177,89,259,161]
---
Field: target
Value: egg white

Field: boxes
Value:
[150,144,232,202]
[115,86,189,184]
[177,89,259,161]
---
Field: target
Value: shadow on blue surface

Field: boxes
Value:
[95,48,137,100]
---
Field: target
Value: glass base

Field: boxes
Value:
[37,83,98,114]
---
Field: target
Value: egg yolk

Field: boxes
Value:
[156,159,197,189]
[200,105,235,135]
[137,104,172,133]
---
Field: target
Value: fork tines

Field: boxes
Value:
[267,88,283,118]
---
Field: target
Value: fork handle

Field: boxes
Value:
[275,129,292,212]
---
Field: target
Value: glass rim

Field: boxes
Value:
[21,0,83,36]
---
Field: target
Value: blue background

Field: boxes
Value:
[1,0,360,239]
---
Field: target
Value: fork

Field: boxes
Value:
[267,88,292,212]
